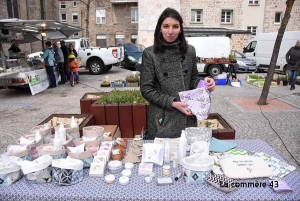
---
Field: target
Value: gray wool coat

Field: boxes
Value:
[140,43,202,139]
[285,46,300,71]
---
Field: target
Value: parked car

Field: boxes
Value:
[122,43,145,70]
[232,50,257,73]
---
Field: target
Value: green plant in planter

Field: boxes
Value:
[98,89,147,104]
[249,79,265,84]
[125,75,140,83]
[247,74,264,79]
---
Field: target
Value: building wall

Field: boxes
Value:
[263,0,300,33]
[137,0,180,47]
[241,0,266,35]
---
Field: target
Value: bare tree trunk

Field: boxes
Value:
[258,0,295,105]
[85,0,91,38]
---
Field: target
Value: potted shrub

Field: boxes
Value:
[90,89,148,138]
[125,75,140,87]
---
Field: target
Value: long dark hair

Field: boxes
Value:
[154,7,187,54]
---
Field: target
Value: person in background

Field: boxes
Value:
[140,8,215,140]
[285,40,300,90]
[60,40,70,81]
[68,54,80,83]
[52,41,66,84]
[41,41,56,88]
[68,43,78,58]
[8,42,21,58]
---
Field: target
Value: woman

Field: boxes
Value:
[140,8,215,139]
[41,41,56,88]
[286,40,300,90]
[68,43,78,58]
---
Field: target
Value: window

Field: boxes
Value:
[275,12,282,24]
[131,34,137,44]
[73,33,79,38]
[249,0,259,5]
[60,10,67,22]
[131,7,138,23]
[247,26,257,36]
[72,12,79,23]
[221,10,233,24]
[96,8,106,24]
[7,0,19,18]
[244,41,257,53]
[73,1,77,7]
[96,35,107,47]
[190,9,203,23]
[60,2,66,9]
[40,0,45,20]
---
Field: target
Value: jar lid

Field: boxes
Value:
[124,162,134,170]
[163,165,170,170]
[122,169,132,177]
[119,176,130,185]
[105,174,115,183]
[108,160,122,169]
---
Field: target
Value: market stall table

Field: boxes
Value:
[1,140,299,201]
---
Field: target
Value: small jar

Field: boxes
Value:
[124,162,134,170]
[122,169,132,177]
[119,176,130,185]
[105,174,115,184]
[162,165,171,176]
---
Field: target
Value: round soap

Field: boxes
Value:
[145,176,152,183]
[119,176,130,185]
[122,169,132,177]
[105,174,115,184]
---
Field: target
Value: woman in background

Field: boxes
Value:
[285,40,300,90]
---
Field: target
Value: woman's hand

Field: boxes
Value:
[172,101,193,116]
[204,77,216,91]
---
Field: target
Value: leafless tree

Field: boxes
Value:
[77,0,105,38]
[258,0,295,105]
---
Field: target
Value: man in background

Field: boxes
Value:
[60,40,70,81]
[53,41,66,84]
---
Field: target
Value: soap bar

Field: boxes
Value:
[156,177,173,186]
[270,180,293,193]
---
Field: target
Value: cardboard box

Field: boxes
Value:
[101,125,121,141]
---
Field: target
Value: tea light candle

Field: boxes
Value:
[122,169,132,177]
[119,176,130,185]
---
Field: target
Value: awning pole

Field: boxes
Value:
[42,36,45,51]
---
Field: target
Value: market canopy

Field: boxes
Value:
[0,19,83,42]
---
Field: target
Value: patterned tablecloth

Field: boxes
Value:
[1,140,300,201]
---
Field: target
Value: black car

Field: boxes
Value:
[121,43,145,70]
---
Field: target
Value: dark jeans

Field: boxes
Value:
[64,60,70,81]
[46,66,56,87]
[57,62,66,84]
[287,70,299,86]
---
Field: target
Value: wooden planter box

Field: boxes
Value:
[90,102,148,138]
[80,92,107,114]
[206,113,235,139]
[126,82,139,87]
[39,114,95,137]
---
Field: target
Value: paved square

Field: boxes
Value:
[230,97,298,111]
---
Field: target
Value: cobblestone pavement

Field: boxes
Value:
[0,67,299,171]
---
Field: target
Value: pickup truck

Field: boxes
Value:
[58,38,124,75]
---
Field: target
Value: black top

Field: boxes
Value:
[8,45,21,53]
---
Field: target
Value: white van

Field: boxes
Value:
[243,31,300,73]
[186,37,231,76]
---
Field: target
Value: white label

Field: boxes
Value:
[115,35,124,39]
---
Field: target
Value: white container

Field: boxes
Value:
[217,73,227,79]
[70,116,79,128]
[58,121,66,144]
[124,162,134,170]
[105,174,115,184]
[119,176,129,185]
[35,130,41,142]
[178,131,187,165]
[53,131,62,151]
[173,152,178,169]
[107,160,123,174]
[121,169,132,177]
[164,138,170,163]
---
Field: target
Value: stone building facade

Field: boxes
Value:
[1,0,58,54]
[57,0,138,47]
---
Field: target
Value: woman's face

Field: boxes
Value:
[160,17,181,43]
[69,45,74,50]
[296,40,300,47]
